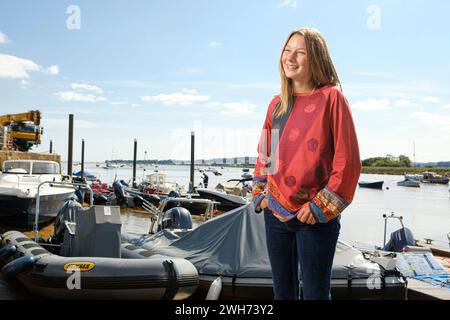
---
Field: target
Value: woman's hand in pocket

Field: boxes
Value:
[297,203,316,225]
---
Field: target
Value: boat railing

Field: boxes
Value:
[382,212,404,249]
[34,181,94,242]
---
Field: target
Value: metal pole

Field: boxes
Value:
[81,139,85,179]
[383,214,387,249]
[67,114,74,177]
[190,131,195,192]
[132,139,137,188]
[49,140,53,154]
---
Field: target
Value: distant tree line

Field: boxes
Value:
[362,154,412,167]
[110,159,176,165]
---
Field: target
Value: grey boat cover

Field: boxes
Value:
[123,204,380,279]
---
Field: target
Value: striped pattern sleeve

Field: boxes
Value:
[308,186,349,223]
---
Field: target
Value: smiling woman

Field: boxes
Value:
[252,27,361,300]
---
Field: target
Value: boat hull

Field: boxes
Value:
[422,178,449,184]
[358,181,384,189]
[0,192,73,226]
[194,274,406,300]
[397,179,420,187]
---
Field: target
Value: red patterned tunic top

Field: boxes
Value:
[252,84,361,223]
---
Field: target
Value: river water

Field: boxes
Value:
[1,163,449,299]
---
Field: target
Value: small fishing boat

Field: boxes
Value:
[397,178,420,188]
[421,172,449,185]
[358,181,384,189]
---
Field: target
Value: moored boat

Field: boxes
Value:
[397,178,420,188]
[421,171,449,184]
[0,160,75,226]
[358,181,384,189]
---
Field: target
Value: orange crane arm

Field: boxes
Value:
[0,110,41,126]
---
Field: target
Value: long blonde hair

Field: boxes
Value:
[275,27,341,117]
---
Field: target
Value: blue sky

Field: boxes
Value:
[1,0,449,162]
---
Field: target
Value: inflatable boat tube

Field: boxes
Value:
[1,231,198,300]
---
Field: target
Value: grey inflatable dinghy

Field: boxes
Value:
[0,204,198,300]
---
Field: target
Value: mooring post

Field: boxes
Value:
[190,131,195,193]
[133,138,137,188]
[81,139,85,179]
[67,114,74,177]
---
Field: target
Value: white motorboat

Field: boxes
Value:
[0,160,75,226]
[138,171,186,196]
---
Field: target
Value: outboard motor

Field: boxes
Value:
[160,207,193,231]
[168,190,180,198]
[113,180,127,206]
[383,227,416,252]
[53,198,82,244]
[119,180,129,187]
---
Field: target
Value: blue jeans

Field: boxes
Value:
[264,208,340,300]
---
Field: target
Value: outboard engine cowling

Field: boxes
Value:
[383,227,416,252]
[160,207,193,231]
[113,180,127,205]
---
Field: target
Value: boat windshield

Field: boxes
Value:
[3,161,31,174]
[32,162,59,174]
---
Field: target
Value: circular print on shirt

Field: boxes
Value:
[304,104,317,113]
[289,189,309,206]
[307,138,319,152]
[288,128,300,142]
[284,176,297,187]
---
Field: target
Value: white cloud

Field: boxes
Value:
[0,54,40,79]
[209,41,223,48]
[141,88,210,106]
[71,82,103,93]
[352,98,391,111]
[278,0,297,8]
[0,31,8,44]
[423,96,440,103]
[54,91,108,103]
[394,99,413,108]
[45,65,60,75]
[443,104,450,110]
[0,53,59,79]
[20,79,29,89]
